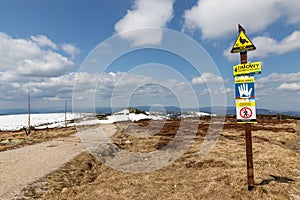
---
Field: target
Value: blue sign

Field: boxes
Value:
[235,82,255,99]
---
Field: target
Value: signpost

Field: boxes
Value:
[236,101,257,123]
[231,24,261,191]
[233,62,261,76]
[231,30,256,53]
[235,75,256,123]
[27,92,31,135]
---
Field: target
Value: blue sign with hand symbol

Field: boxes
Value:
[235,82,255,99]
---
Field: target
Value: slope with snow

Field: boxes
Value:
[94,109,167,124]
[0,109,214,131]
[0,113,84,131]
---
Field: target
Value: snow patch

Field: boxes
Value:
[0,113,88,131]
[0,109,214,131]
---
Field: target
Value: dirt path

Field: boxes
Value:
[0,133,85,199]
[0,124,118,199]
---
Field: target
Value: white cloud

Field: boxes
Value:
[114,0,174,46]
[278,82,300,91]
[61,43,80,60]
[74,72,190,107]
[257,71,300,92]
[278,0,300,24]
[70,71,199,108]
[0,32,81,107]
[225,87,234,94]
[224,30,300,60]
[31,35,57,49]
[255,71,300,96]
[0,32,40,70]
[191,72,226,85]
[0,69,196,108]
[0,32,75,77]
[257,71,300,84]
[16,52,73,77]
[183,0,281,39]
[197,87,232,96]
[242,71,300,111]
[252,30,300,58]
[0,72,98,101]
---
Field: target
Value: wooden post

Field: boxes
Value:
[65,100,67,128]
[27,92,31,135]
[239,24,255,191]
[245,123,254,190]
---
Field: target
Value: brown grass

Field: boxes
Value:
[0,127,77,151]
[13,119,300,199]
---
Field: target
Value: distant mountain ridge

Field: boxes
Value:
[1,106,300,117]
[0,107,72,115]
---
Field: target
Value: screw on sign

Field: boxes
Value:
[240,107,252,119]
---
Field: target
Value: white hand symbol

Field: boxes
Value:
[238,83,252,98]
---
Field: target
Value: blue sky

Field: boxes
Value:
[0,0,299,112]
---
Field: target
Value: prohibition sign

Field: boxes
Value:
[240,107,252,119]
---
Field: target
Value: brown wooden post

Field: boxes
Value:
[245,123,254,190]
[65,100,67,128]
[27,92,31,135]
[238,24,255,191]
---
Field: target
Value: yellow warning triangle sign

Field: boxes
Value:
[231,31,256,53]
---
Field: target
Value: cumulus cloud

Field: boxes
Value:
[73,71,198,108]
[278,0,300,24]
[0,32,75,77]
[247,71,300,110]
[17,52,73,77]
[225,87,234,94]
[61,43,80,60]
[0,32,40,70]
[114,0,174,46]
[0,71,98,101]
[278,82,300,91]
[255,71,300,96]
[183,0,281,39]
[31,35,57,49]
[197,87,232,96]
[191,72,226,85]
[96,72,191,99]
[250,30,300,58]
[257,71,300,84]
[27,72,98,100]
[224,30,300,60]
[0,32,81,107]
[0,36,199,109]
[0,67,196,107]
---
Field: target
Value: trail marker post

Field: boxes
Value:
[27,92,31,135]
[231,24,261,191]
[65,100,67,128]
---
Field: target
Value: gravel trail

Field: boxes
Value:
[0,134,85,199]
[0,124,118,199]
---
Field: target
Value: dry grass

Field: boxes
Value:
[0,127,77,151]
[14,118,300,199]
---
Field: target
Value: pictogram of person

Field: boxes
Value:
[243,109,249,118]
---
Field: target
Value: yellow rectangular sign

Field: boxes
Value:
[234,76,254,84]
[233,62,261,76]
[236,99,256,107]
